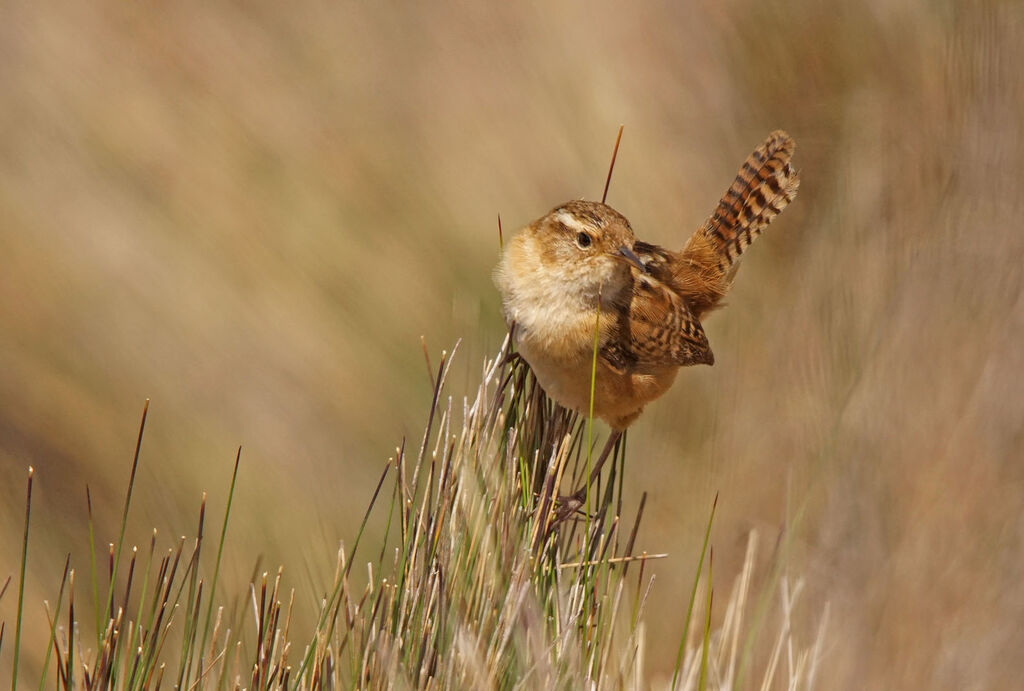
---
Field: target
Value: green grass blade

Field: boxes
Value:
[11,466,34,691]
[197,448,241,672]
[672,491,718,689]
[102,399,149,639]
[37,555,71,691]
[585,295,602,569]
[698,548,713,691]
[85,486,102,648]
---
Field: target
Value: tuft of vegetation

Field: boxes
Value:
[3,337,826,688]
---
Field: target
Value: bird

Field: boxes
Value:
[495,130,800,433]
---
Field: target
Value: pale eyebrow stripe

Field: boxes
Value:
[554,211,588,232]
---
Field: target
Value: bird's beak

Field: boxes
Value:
[616,246,646,272]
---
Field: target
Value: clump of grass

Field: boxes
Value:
[4,335,827,688]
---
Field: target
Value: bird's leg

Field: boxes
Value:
[554,430,623,522]
[583,429,622,489]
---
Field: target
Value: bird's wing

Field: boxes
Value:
[601,268,714,373]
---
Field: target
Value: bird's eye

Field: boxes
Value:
[575,232,592,249]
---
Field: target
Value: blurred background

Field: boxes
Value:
[1,0,1022,687]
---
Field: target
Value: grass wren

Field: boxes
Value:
[495,130,800,430]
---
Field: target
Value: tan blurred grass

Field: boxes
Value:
[1,0,1022,687]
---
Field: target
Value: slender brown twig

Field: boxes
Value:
[601,124,625,204]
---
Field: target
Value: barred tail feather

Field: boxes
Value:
[691,130,800,273]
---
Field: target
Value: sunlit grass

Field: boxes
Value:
[3,338,825,688]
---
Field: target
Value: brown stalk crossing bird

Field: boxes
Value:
[495,130,800,491]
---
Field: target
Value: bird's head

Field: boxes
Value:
[528,200,644,295]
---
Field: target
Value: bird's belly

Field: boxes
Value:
[516,339,678,429]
